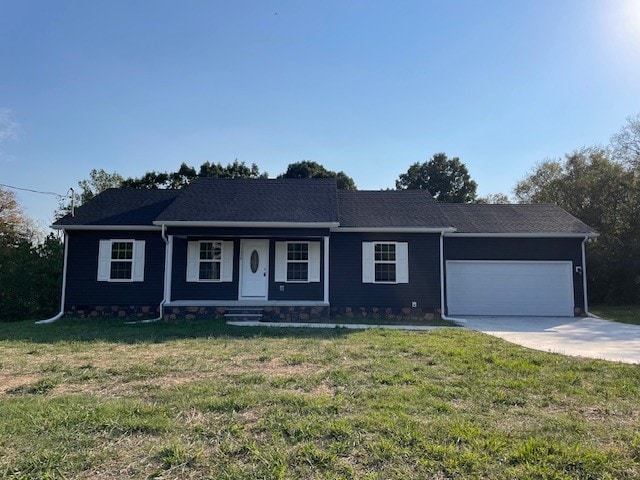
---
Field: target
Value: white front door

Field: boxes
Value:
[240,239,269,299]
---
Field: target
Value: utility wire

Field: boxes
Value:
[0,183,69,199]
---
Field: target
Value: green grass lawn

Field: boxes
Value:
[0,319,639,479]
[591,305,640,325]
[311,316,454,326]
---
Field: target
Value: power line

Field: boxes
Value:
[0,183,68,199]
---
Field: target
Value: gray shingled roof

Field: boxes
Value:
[337,190,451,228]
[53,189,180,226]
[155,178,339,223]
[52,179,597,235]
[439,203,597,234]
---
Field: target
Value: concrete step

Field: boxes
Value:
[223,308,264,321]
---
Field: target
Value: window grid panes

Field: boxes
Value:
[374,243,396,262]
[110,262,132,280]
[287,262,308,281]
[286,243,309,281]
[287,243,308,261]
[374,243,397,283]
[199,242,222,280]
[110,241,134,280]
[200,242,221,261]
[111,242,133,260]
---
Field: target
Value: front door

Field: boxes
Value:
[240,239,269,299]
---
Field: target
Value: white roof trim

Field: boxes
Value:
[51,225,161,231]
[332,227,456,233]
[444,232,599,238]
[154,221,339,228]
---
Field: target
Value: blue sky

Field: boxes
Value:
[1,0,639,228]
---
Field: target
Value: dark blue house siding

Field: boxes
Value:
[444,237,585,310]
[269,238,325,301]
[329,232,441,310]
[170,237,239,301]
[170,234,326,302]
[64,230,165,312]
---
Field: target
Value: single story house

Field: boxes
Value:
[51,178,597,321]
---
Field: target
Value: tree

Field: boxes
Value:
[55,169,124,219]
[514,148,632,230]
[0,188,63,321]
[514,148,640,304]
[121,160,267,189]
[396,153,477,202]
[476,193,512,204]
[199,160,267,180]
[611,113,640,168]
[0,187,35,245]
[0,233,63,321]
[513,159,565,204]
[277,161,356,190]
[78,169,124,203]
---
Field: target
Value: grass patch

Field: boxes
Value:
[0,318,638,478]
[592,305,640,325]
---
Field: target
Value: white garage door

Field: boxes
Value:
[446,261,574,317]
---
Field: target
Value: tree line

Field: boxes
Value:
[2,113,639,320]
[64,155,476,213]
[513,114,640,304]
[0,189,63,321]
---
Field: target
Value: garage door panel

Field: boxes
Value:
[446,261,574,317]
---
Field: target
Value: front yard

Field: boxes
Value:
[0,319,639,479]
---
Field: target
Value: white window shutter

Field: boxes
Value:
[275,242,286,282]
[132,240,146,282]
[396,242,409,283]
[221,241,234,282]
[97,240,111,281]
[362,242,374,283]
[308,241,320,282]
[186,241,200,282]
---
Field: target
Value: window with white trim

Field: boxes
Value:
[186,240,234,283]
[198,241,222,281]
[274,241,321,283]
[286,242,309,282]
[362,241,409,284]
[97,239,145,282]
[374,243,396,282]
[110,241,134,280]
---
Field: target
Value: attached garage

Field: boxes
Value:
[446,260,575,317]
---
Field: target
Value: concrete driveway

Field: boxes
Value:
[461,316,640,364]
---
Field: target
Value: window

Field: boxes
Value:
[286,242,309,281]
[362,241,408,284]
[97,239,145,282]
[374,243,396,282]
[186,240,234,282]
[274,241,321,283]
[198,241,222,281]
[110,241,134,280]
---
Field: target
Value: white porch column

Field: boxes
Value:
[323,236,330,304]
[164,235,173,303]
